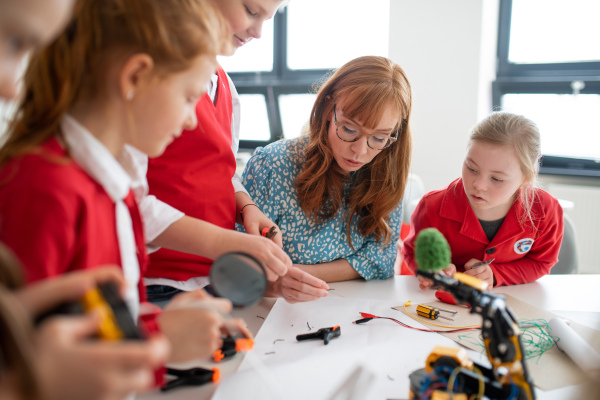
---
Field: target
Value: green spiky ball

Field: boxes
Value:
[415,228,451,272]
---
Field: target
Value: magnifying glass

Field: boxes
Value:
[209,252,267,307]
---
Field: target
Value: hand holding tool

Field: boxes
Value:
[261,226,278,240]
[296,325,341,345]
[469,258,495,270]
[161,367,219,392]
[212,334,254,362]
[416,304,454,321]
[35,281,142,340]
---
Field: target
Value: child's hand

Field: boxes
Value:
[463,258,495,288]
[15,267,126,316]
[36,312,169,400]
[241,205,284,247]
[159,290,234,363]
[417,264,456,290]
[237,233,292,281]
[265,266,329,304]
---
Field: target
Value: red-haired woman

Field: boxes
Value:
[241,56,412,283]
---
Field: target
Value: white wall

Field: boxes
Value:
[388,0,499,192]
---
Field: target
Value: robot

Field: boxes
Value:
[409,270,535,400]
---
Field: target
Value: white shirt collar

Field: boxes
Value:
[60,114,141,319]
[61,114,131,202]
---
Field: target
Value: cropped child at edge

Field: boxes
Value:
[0,0,249,380]
[0,1,167,399]
[402,112,563,289]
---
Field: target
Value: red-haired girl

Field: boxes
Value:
[0,0,245,375]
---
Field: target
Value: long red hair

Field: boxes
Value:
[296,56,412,248]
[0,0,229,166]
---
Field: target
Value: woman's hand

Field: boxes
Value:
[417,263,456,291]
[36,312,169,400]
[265,266,329,304]
[463,258,495,288]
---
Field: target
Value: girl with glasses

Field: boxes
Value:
[240,56,412,283]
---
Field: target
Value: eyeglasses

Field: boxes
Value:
[333,104,399,150]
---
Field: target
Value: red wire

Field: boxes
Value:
[359,312,480,333]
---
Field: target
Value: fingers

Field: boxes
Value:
[101,335,170,370]
[463,259,482,270]
[158,307,224,362]
[261,242,290,280]
[223,318,253,339]
[167,288,210,308]
[444,264,457,276]
[240,205,265,236]
[280,268,329,303]
[16,267,126,316]
[287,267,329,290]
[463,265,494,287]
[88,336,170,395]
[417,276,433,291]
[270,228,284,248]
[167,291,233,316]
[38,312,102,344]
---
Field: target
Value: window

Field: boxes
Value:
[493,0,600,177]
[220,0,390,150]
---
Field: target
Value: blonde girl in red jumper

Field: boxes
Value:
[402,112,563,289]
[0,0,249,384]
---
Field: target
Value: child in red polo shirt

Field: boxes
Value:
[402,112,563,288]
[0,0,247,380]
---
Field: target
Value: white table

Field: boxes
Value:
[140,275,600,399]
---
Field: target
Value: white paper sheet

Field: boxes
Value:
[212,296,466,400]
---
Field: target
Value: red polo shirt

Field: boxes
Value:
[402,179,563,286]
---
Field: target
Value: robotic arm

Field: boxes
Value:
[411,271,535,400]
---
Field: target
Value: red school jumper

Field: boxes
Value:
[401,178,563,286]
[0,137,164,384]
[146,67,236,280]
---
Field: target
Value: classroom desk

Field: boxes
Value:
[140,274,600,400]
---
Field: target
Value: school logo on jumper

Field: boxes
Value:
[514,238,534,254]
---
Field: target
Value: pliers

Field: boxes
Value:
[161,367,220,392]
[296,325,341,345]
[261,225,278,240]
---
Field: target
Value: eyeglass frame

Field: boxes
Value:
[332,104,400,150]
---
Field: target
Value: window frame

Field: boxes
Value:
[493,0,600,178]
[229,8,330,149]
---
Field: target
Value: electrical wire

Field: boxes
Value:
[357,312,480,333]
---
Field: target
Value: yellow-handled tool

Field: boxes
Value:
[416,304,454,321]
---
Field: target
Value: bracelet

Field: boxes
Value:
[240,203,259,222]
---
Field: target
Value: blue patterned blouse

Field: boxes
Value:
[238,136,402,280]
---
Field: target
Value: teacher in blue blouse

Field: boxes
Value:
[240,56,413,283]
